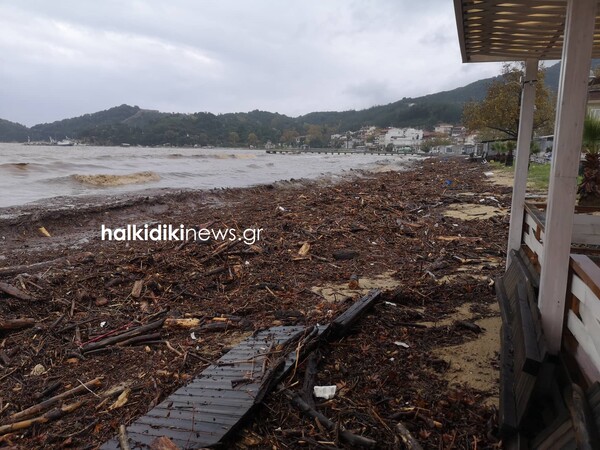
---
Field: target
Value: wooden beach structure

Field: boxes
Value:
[265,148,416,156]
[454,0,600,447]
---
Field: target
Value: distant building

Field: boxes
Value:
[381,127,423,150]
[434,124,453,135]
[588,76,600,118]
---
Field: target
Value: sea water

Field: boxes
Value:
[0,143,413,208]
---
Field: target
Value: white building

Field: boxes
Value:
[381,127,423,150]
[434,124,453,135]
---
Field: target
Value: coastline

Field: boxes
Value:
[0,156,510,449]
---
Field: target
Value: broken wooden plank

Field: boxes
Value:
[100,326,308,450]
[325,289,381,339]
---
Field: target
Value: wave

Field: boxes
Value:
[0,162,31,170]
[71,171,161,187]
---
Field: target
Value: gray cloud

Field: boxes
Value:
[0,1,503,126]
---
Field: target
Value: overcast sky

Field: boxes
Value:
[0,0,503,126]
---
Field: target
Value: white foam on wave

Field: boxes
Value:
[71,171,161,187]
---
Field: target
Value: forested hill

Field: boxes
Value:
[0,61,571,146]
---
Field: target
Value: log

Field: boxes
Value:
[10,377,102,421]
[0,318,36,331]
[285,390,377,448]
[0,400,83,436]
[0,282,34,301]
[81,318,165,353]
[395,422,423,450]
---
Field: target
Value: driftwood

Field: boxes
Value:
[118,424,131,450]
[131,280,144,298]
[300,351,319,409]
[81,318,165,353]
[33,381,62,400]
[10,377,102,421]
[164,318,201,329]
[0,318,36,331]
[0,400,83,436]
[395,422,423,450]
[0,252,93,277]
[285,390,377,448]
[254,357,286,405]
[0,282,34,301]
[116,332,162,347]
[199,239,241,264]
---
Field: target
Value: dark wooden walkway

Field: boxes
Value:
[101,326,308,449]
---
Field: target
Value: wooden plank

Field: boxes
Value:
[100,325,306,449]
[523,229,544,261]
[580,302,600,360]
[499,322,518,435]
[537,0,598,354]
[515,248,540,290]
[567,311,600,383]
[134,415,234,432]
[516,282,542,374]
[570,254,600,305]
[145,407,242,424]
[507,58,538,268]
[325,289,381,339]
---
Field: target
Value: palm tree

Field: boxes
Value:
[577,114,600,206]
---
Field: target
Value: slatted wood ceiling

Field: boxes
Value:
[454,0,600,62]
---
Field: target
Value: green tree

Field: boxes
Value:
[247,132,259,147]
[463,63,555,141]
[280,129,299,146]
[228,131,240,146]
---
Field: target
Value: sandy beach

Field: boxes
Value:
[0,156,510,449]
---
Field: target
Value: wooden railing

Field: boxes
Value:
[567,254,600,385]
[520,203,600,385]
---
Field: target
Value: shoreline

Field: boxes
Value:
[0,156,510,449]
[0,163,417,265]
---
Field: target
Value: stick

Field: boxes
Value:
[0,400,83,436]
[116,332,162,347]
[0,252,94,277]
[301,351,319,409]
[81,319,165,353]
[10,377,102,421]
[395,422,423,450]
[0,282,34,301]
[0,318,36,331]
[199,240,241,263]
[285,390,377,448]
[118,424,131,450]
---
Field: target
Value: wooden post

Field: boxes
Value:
[506,59,538,268]
[538,0,597,353]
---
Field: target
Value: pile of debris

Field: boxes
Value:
[0,157,510,448]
